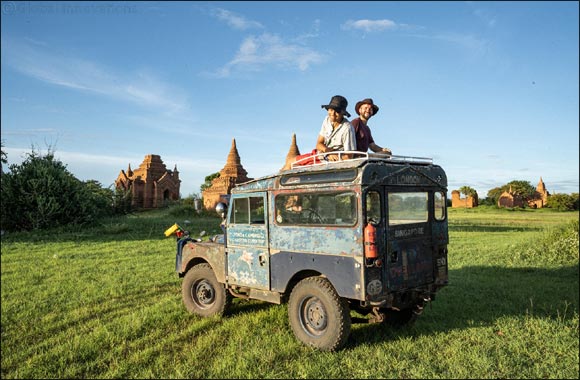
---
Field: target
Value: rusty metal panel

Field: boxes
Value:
[269,225,362,256]
[362,163,447,189]
[270,251,364,300]
[180,242,226,283]
[386,238,434,291]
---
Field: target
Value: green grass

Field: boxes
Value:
[2,206,578,378]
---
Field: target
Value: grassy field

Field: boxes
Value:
[1,206,578,379]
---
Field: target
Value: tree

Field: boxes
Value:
[200,172,220,193]
[505,180,535,199]
[1,149,113,231]
[459,186,478,197]
[547,193,579,211]
[486,186,504,206]
[1,140,7,173]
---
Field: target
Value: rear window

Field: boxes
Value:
[275,192,357,226]
[388,192,428,225]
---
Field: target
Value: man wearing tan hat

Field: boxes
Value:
[352,98,392,155]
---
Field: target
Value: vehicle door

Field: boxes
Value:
[384,189,434,291]
[226,192,270,290]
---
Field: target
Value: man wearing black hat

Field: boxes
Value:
[352,98,392,156]
[282,95,356,170]
[316,95,356,161]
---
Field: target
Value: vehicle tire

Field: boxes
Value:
[182,263,231,317]
[382,307,418,328]
[288,277,351,351]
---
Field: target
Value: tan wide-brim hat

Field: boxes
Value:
[355,98,379,116]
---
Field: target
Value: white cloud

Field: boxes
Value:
[212,33,326,77]
[211,8,263,30]
[2,37,189,115]
[341,19,398,32]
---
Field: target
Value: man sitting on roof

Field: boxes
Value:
[286,95,356,169]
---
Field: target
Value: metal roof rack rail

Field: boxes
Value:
[291,151,432,169]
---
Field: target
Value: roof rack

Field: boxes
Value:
[290,151,432,169]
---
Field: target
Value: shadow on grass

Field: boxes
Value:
[448,224,543,232]
[346,264,579,349]
[227,298,275,316]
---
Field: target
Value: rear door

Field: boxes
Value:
[384,190,434,291]
[226,192,270,290]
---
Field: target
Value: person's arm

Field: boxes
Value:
[369,142,392,155]
[316,134,330,153]
[339,123,356,160]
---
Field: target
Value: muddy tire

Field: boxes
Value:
[288,277,351,351]
[182,263,231,317]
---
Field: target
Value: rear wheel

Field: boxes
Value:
[288,277,351,351]
[182,263,231,317]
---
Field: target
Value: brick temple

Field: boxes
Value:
[115,154,181,209]
[451,190,478,208]
[202,139,252,210]
[498,177,550,208]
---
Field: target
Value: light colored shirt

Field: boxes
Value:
[318,116,356,152]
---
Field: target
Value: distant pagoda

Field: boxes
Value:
[115,154,180,209]
[202,139,253,210]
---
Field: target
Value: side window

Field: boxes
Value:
[232,198,249,224]
[275,192,357,226]
[232,196,265,224]
[366,191,381,224]
[250,197,265,224]
[434,191,446,221]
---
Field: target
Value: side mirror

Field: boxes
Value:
[215,202,227,218]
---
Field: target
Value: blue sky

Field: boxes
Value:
[2,1,579,198]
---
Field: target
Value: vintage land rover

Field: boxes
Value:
[168,152,449,351]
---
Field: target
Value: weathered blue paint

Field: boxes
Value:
[269,225,362,256]
[227,224,270,289]
[226,191,270,289]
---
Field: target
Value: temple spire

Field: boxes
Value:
[286,133,301,160]
[226,139,241,166]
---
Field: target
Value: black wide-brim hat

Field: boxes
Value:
[355,98,379,116]
[321,95,351,118]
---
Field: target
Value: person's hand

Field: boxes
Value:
[378,148,392,156]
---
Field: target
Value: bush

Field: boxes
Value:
[1,150,113,231]
[547,193,579,211]
[509,220,579,266]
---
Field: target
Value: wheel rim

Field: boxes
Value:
[192,279,215,309]
[299,296,327,336]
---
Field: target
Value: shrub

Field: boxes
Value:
[1,150,112,231]
[547,193,579,211]
[510,220,579,266]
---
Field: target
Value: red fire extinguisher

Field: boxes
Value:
[364,223,378,259]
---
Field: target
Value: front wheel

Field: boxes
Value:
[288,277,351,351]
[182,263,231,317]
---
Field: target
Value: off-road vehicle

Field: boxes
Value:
[168,152,449,351]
